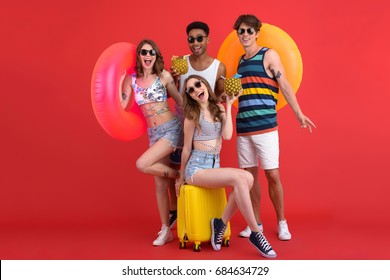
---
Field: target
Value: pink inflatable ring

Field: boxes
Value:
[91,42,146,141]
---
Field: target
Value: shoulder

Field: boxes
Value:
[264,48,280,60]
[184,117,196,128]
[160,69,174,82]
[215,60,226,78]
[123,73,133,84]
[217,59,226,70]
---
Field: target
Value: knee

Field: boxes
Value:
[233,170,253,190]
[155,180,169,194]
[265,169,281,184]
[136,157,148,173]
[244,170,254,188]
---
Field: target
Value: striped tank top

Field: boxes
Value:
[236,47,279,136]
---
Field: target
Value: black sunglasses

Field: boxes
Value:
[237,28,256,35]
[139,49,157,56]
[186,80,202,94]
[188,35,207,44]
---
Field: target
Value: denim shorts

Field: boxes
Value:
[148,117,183,149]
[184,150,220,182]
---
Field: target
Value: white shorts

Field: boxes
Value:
[237,130,279,170]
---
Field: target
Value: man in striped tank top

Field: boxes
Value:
[232,14,316,241]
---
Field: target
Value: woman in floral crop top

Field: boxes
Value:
[121,39,183,247]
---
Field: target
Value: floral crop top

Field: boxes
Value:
[132,73,168,105]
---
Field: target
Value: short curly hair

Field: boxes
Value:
[186,21,210,35]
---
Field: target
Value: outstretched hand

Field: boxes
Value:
[297,114,316,133]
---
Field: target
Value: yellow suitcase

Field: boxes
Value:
[177,184,231,251]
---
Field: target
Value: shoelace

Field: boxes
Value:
[156,226,169,240]
[256,232,272,252]
[215,224,226,244]
[279,223,288,233]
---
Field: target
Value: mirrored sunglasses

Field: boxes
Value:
[237,28,255,35]
[139,49,157,56]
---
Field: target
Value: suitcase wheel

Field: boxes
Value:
[179,240,186,249]
[193,243,201,252]
[223,238,230,247]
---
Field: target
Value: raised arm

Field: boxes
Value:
[220,91,241,140]
[162,70,183,107]
[121,74,132,109]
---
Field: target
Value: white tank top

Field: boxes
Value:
[175,56,221,123]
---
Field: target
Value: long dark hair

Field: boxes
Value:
[134,39,164,78]
[183,75,223,130]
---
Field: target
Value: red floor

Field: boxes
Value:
[1,212,389,260]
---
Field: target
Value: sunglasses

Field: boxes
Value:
[237,28,256,35]
[188,35,207,44]
[186,80,202,94]
[139,49,156,56]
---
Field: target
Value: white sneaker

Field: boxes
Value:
[278,220,292,241]
[239,224,264,238]
[153,224,173,246]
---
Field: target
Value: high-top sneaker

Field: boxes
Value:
[249,231,277,258]
[153,224,173,246]
[211,218,227,251]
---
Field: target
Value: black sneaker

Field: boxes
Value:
[169,210,177,229]
[249,231,277,258]
[211,218,226,251]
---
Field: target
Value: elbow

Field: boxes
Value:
[222,134,232,140]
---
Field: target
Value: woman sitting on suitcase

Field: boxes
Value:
[175,75,277,258]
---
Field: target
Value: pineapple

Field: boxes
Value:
[224,77,242,96]
[171,55,188,75]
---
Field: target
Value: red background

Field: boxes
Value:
[1,0,389,259]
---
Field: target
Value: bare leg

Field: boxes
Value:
[245,166,262,224]
[221,191,238,223]
[194,168,277,257]
[265,168,285,221]
[168,162,178,211]
[151,156,174,246]
[154,175,170,226]
[188,167,260,232]
[136,139,179,179]
[168,178,177,210]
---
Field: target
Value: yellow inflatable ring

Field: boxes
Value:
[217,23,303,110]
